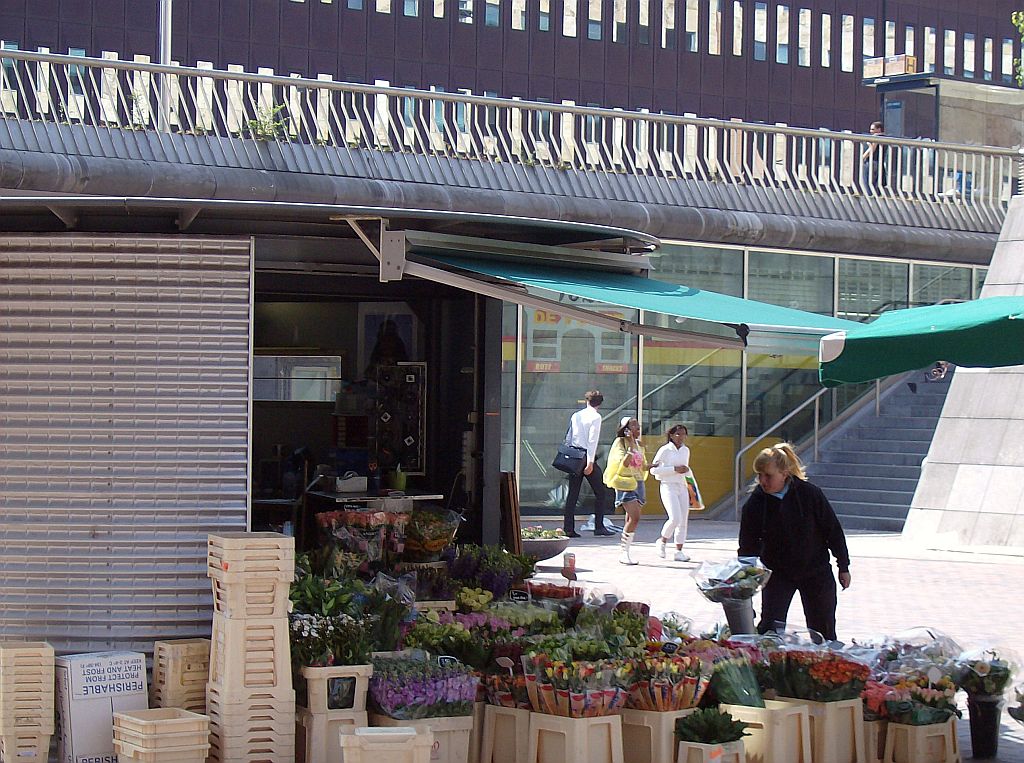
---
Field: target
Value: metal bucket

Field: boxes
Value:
[721,598,756,635]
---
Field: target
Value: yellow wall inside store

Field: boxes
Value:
[640,435,782,516]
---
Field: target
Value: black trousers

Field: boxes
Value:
[563,463,609,532]
[756,568,838,641]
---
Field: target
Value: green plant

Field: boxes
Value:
[1013,12,1024,86]
[674,708,749,745]
[246,103,288,140]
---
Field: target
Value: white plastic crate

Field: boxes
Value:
[208,533,294,581]
[113,708,209,737]
[211,577,290,620]
[0,729,51,762]
[208,615,291,695]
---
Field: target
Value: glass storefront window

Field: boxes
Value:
[912,264,972,305]
[837,258,910,321]
[517,297,639,512]
[500,302,519,472]
[747,250,834,315]
[974,268,988,299]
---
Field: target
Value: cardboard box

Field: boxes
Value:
[55,652,148,763]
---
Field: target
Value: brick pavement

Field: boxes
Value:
[533,517,1024,761]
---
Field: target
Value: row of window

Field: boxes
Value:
[269,0,1017,83]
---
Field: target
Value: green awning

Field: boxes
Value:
[428,255,858,353]
[819,296,1024,386]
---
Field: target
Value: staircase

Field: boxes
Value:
[803,372,952,532]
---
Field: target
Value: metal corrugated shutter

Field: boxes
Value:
[0,235,252,652]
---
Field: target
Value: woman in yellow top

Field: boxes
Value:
[603,416,648,565]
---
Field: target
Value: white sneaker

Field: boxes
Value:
[656,539,666,558]
[619,550,638,565]
[673,551,691,562]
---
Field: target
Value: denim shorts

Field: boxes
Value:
[615,480,646,507]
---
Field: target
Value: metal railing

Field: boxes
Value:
[0,49,1018,231]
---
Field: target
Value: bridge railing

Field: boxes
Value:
[0,49,1019,228]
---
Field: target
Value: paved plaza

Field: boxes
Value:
[532,516,1024,761]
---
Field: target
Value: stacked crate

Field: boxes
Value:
[207,532,295,763]
[150,639,210,714]
[112,708,210,763]
[0,642,55,763]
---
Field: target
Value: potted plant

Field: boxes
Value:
[674,708,749,763]
[520,526,571,561]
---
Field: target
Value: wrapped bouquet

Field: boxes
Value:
[626,654,712,711]
[522,653,631,717]
[773,649,870,702]
[693,557,771,603]
[954,648,1015,697]
[369,656,479,719]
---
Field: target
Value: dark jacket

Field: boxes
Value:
[738,477,850,580]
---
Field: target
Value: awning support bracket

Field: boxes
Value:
[347,217,406,282]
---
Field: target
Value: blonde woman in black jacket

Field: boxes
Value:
[738,443,851,641]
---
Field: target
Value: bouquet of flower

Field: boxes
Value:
[369,656,479,719]
[487,603,564,635]
[692,557,771,603]
[884,675,960,726]
[625,655,712,711]
[404,507,462,562]
[484,672,532,709]
[522,653,631,717]
[317,509,409,564]
[289,613,374,669]
[862,680,893,721]
[444,544,536,599]
[706,652,765,708]
[403,610,527,670]
[954,648,1014,697]
[775,649,870,702]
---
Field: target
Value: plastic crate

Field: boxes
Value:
[864,720,887,763]
[152,640,210,689]
[676,740,745,763]
[620,708,697,763]
[207,730,295,763]
[113,708,209,737]
[298,665,372,713]
[0,644,54,668]
[468,702,485,763]
[208,532,295,552]
[149,686,207,714]
[212,577,290,620]
[113,737,209,763]
[775,697,865,763]
[208,534,294,581]
[526,713,624,763]
[295,706,366,763]
[723,699,812,763]
[882,718,960,763]
[480,705,530,763]
[206,684,295,716]
[371,714,474,763]
[339,727,433,763]
[0,730,51,762]
[208,616,291,694]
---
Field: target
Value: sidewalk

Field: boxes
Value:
[532,517,1024,762]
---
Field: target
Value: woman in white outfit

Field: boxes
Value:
[650,424,692,562]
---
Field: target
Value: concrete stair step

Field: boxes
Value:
[831,500,912,519]
[807,462,923,479]
[811,474,919,492]
[820,449,926,466]
[837,428,937,442]
[838,514,906,532]
[853,416,942,429]
[826,489,913,507]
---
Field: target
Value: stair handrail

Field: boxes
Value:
[732,387,831,520]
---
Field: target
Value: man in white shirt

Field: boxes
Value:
[562,390,614,537]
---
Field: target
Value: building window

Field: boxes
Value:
[820,13,830,67]
[862,17,874,57]
[983,37,993,80]
[1003,38,1014,83]
[837,259,909,322]
[943,30,956,75]
[1,40,18,91]
[485,0,499,25]
[708,0,721,54]
[639,0,650,44]
[684,0,699,52]
[613,0,627,42]
[458,0,473,22]
[797,8,810,66]
[963,32,975,78]
[68,47,86,96]
[538,0,550,30]
[349,0,364,9]
[885,20,895,57]
[512,0,525,28]
[776,5,789,64]
[732,1,742,56]
[433,0,444,16]
[404,0,418,16]
[924,26,936,72]
[588,0,601,39]
[753,2,766,61]
[660,0,675,48]
[562,0,577,36]
[376,0,390,13]
[840,14,853,71]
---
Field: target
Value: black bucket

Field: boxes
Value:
[721,598,756,635]
[967,695,1003,760]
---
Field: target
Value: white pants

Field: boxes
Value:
[659,482,690,546]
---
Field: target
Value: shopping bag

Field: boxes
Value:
[685,472,704,510]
